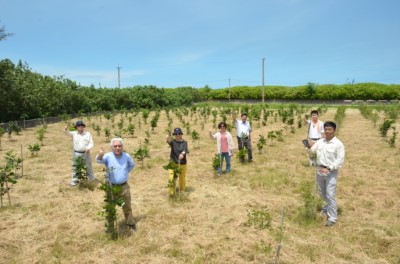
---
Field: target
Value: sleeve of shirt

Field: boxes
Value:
[96,154,107,164]
[331,142,345,170]
[127,154,135,172]
[310,140,319,153]
[320,121,325,133]
[86,133,94,150]
[228,133,234,153]
[185,141,189,154]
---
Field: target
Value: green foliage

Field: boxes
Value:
[379,119,395,137]
[94,125,101,136]
[191,130,200,147]
[74,156,89,186]
[296,181,323,226]
[245,208,272,230]
[117,118,124,130]
[59,113,71,123]
[1,57,399,124]
[132,145,150,168]
[256,240,273,256]
[163,160,180,176]
[212,154,221,171]
[163,160,181,194]
[388,127,398,147]
[113,130,123,138]
[256,135,267,154]
[104,127,111,141]
[142,109,150,124]
[306,82,316,97]
[35,126,46,146]
[0,23,13,41]
[104,113,112,121]
[28,143,41,156]
[267,131,277,146]
[0,151,22,206]
[127,124,135,136]
[237,148,248,161]
[334,106,347,133]
[383,104,400,120]
[150,112,160,131]
[0,127,4,150]
[98,168,124,240]
[7,121,21,140]
[287,117,295,133]
[144,130,151,145]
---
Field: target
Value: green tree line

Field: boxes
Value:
[1,59,399,123]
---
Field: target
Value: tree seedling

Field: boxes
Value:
[28,143,41,157]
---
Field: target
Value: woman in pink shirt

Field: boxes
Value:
[209,122,235,175]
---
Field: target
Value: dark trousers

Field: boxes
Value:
[237,136,253,162]
[113,183,135,226]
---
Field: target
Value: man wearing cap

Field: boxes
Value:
[166,128,189,195]
[64,120,95,186]
[232,112,253,162]
[308,121,345,227]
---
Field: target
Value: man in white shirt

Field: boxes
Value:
[232,112,252,163]
[305,110,324,166]
[308,121,345,227]
[64,120,95,186]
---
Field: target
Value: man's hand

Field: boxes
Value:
[64,125,68,131]
[98,147,105,160]
[319,168,330,174]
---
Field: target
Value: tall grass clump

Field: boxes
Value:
[334,106,347,134]
[296,180,323,226]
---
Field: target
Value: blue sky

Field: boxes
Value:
[1,0,399,88]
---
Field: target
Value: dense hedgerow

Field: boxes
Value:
[1,59,399,123]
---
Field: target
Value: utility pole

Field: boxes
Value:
[262,58,265,103]
[117,64,122,88]
[228,78,231,101]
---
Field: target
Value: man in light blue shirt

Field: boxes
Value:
[96,138,136,230]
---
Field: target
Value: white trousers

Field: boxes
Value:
[316,170,338,222]
[71,151,95,183]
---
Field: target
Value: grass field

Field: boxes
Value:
[0,106,399,264]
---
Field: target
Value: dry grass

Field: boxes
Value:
[0,107,399,264]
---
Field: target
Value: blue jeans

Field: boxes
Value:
[218,152,231,174]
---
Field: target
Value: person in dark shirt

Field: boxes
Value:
[166,128,189,195]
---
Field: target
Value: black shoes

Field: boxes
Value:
[325,221,335,227]
[127,224,136,230]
